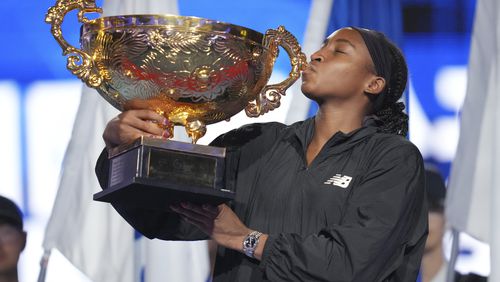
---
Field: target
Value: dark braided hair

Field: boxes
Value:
[351,27,409,136]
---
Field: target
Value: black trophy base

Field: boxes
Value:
[93,177,235,210]
[93,137,235,211]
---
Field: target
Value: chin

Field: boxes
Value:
[300,86,319,102]
[301,83,314,98]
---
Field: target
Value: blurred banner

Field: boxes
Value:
[41,1,211,282]
[446,0,499,280]
[325,0,403,43]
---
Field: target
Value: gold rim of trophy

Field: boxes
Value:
[82,14,265,47]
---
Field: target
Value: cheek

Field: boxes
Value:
[3,242,23,255]
[337,65,370,84]
[323,64,367,88]
[2,237,25,254]
[0,246,22,270]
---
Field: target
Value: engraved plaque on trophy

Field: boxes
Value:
[45,0,306,211]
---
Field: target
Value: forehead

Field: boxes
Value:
[325,28,366,48]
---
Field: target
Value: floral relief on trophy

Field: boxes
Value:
[46,0,306,143]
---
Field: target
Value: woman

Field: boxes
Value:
[97,27,428,281]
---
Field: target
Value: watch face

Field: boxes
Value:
[244,236,257,248]
[243,232,261,258]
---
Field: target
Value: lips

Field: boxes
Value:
[301,64,315,80]
[301,71,309,81]
[304,62,316,72]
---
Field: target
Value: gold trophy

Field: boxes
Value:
[46,0,307,210]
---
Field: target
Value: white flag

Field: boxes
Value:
[445,0,500,280]
[42,86,130,282]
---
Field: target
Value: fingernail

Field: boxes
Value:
[162,130,170,139]
[162,118,169,126]
[181,202,189,208]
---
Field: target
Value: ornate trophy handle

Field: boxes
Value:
[245,26,307,117]
[45,0,103,87]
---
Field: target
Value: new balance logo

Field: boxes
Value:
[324,174,353,188]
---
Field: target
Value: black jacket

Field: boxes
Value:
[96,117,428,282]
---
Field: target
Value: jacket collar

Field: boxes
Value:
[286,115,380,155]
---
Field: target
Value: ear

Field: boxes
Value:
[365,76,386,95]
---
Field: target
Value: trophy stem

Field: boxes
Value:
[185,120,207,144]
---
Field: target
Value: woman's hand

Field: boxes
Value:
[171,203,250,248]
[103,109,169,155]
[170,203,268,260]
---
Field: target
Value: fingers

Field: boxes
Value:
[103,109,171,151]
[103,123,149,152]
[171,202,216,233]
[118,110,166,136]
[171,202,219,221]
[179,214,206,230]
[171,202,219,219]
[126,109,166,124]
[203,204,220,217]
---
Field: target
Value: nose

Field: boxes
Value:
[310,51,323,63]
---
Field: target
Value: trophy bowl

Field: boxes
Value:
[46,0,307,143]
[46,0,306,210]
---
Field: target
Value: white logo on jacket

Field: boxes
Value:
[324,174,352,188]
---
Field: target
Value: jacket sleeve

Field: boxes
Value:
[95,148,207,240]
[259,142,428,282]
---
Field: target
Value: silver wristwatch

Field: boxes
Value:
[243,231,263,258]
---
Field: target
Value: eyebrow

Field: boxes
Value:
[323,38,356,49]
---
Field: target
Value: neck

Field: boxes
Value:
[305,102,366,166]
[421,245,445,282]
[312,103,366,143]
[0,270,19,282]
